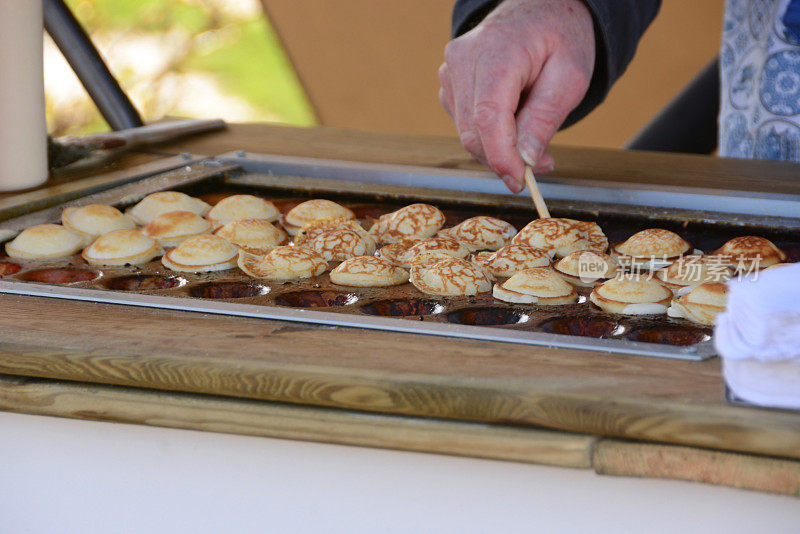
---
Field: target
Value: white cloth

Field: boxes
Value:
[715,262,800,409]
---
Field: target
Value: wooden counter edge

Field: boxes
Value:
[0,374,594,470]
[1,336,798,463]
[593,439,800,498]
[3,374,798,498]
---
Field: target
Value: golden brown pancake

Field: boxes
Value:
[308,227,377,261]
[511,218,608,257]
[330,256,409,287]
[611,228,691,270]
[438,216,517,251]
[378,236,468,268]
[281,200,355,236]
[713,236,786,272]
[126,191,211,225]
[410,257,492,296]
[206,195,280,228]
[293,218,368,247]
[375,238,420,266]
[162,234,238,273]
[142,211,212,247]
[590,275,673,315]
[82,229,163,266]
[369,203,446,244]
[553,250,619,287]
[61,204,135,240]
[5,224,87,260]
[667,282,728,325]
[654,254,732,293]
[493,267,578,305]
[472,244,551,278]
[238,246,327,281]
[214,218,287,255]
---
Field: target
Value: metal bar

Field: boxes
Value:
[43,0,143,130]
[0,155,225,239]
[0,281,712,361]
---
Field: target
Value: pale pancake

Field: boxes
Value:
[378,236,468,268]
[126,191,211,225]
[214,218,287,255]
[655,254,732,290]
[293,218,368,247]
[206,195,280,228]
[590,275,673,315]
[611,229,691,270]
[162,234,238,273]
[238,246,327,281]
[410,257,492,296]
[667,282,728,325]
[369,203,446,244]
[142,211,212,247]
[472,244,550,278]
[282,200,355,235]
[61,204,135,240]
[5,224,87,260]
[330,256,409,287]
[553,250,619,287]
[493,267,577,305]
[82,229,163,266]
[713,236,786,272]
[439,216,516,251]
[511,218,608,257]
[309,227,377,261]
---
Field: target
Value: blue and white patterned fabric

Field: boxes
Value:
[720,0,800,160]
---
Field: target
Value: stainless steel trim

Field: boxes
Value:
[0,280,713,361]
[217,152,800,220]
[0,154,209,223]
[0,158,235,240]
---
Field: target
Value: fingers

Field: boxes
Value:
[472,50,530,192]
[438,63,454,120]
[537,152,556,173]
[438,0,594,194]
[516,57,590,168]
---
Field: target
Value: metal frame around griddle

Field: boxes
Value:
[3,151,799,361]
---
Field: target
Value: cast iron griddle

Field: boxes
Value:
[1,153,799,361]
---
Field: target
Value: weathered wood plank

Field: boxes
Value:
[1,294,799,460]
[594,439,800,498]
[0,374,595,468]
[166,123,800,195]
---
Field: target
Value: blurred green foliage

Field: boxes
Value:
[58,0,315,133]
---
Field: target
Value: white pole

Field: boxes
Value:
[0,0,48,192]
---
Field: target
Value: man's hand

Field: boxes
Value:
[439,0,595,192]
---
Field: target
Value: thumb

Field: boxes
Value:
[515,59,589,167]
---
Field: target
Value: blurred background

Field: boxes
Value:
[46,0,723,149]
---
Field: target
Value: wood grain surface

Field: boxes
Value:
[161,123,800,195]
[0,374,594,468]
[594,440,800,497]
[1,293,799,461]
[8,124,800,205]
[3,374,799,496]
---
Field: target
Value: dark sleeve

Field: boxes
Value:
[451,0,662,128]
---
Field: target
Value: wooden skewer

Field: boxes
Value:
[523,165,550,219]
